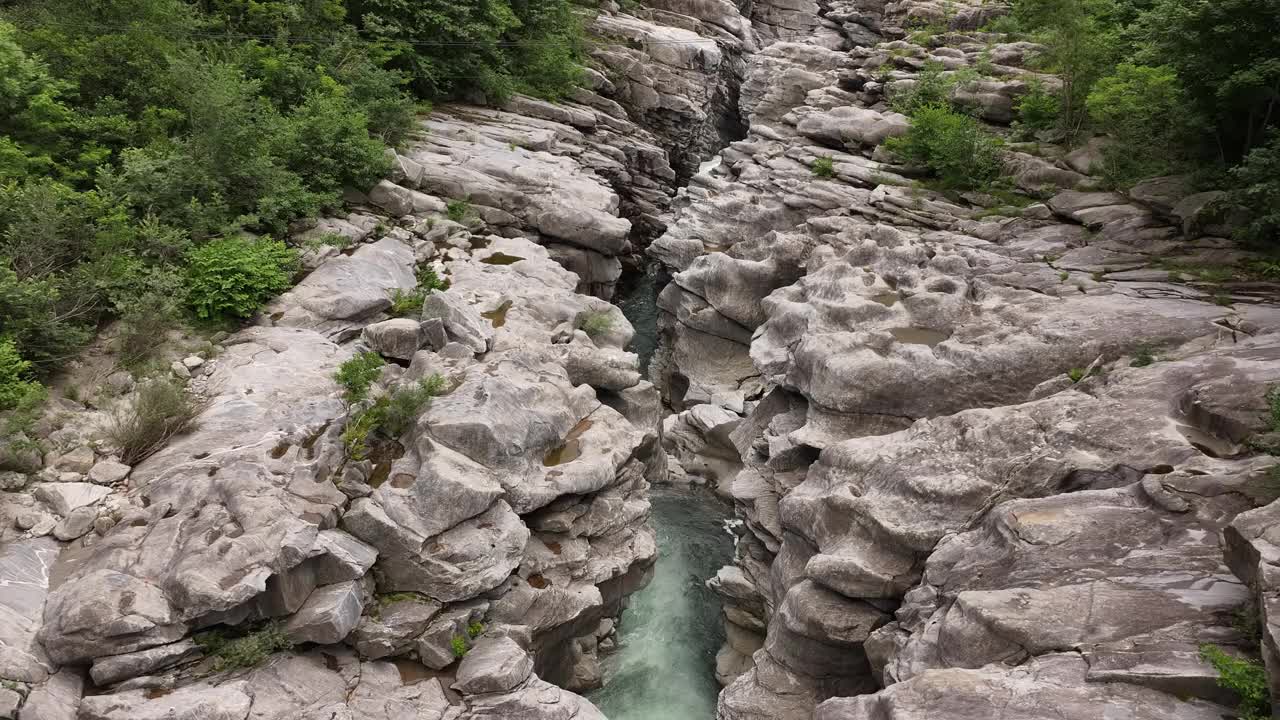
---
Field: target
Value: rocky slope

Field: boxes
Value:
[0,31,706,714]
[4,0,1280,718]
[644,0,1280,719]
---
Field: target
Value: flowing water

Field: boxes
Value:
[615,262,666,374]
[591,486,735,719]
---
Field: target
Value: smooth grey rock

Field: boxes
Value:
[51,507,96,541]
[361,319,425,361]
[31,483,110,517]
[452,636,534,695]
[456,676,607,720]
[89,640,202,686]
[421,291,493,354]
[0,687,19,718]
[52,447,94,475]
[16,667,82,720]
[86,461,130,486]
[284,581,365,645]
[351,596,442,659]
[815,654,1228,720]
[39,327,349,665]
[266,237,416,328]
[416,602,489,669]
[77,681,251,720]
[310,530,378,585]
[0,537,58,684]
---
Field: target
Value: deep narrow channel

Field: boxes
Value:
[590,485,734,719]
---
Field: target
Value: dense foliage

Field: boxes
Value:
[886,104,1004,190]
[1000,0,1280,238]
[0,0,587,396]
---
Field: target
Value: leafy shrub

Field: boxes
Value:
[335,352,385,404]
[0,337,42,412]
[115,295,181,369]
[351,0,587,101]
[467,621,486,638]
[342,374,447,459]
[389,288,424,317]
[884,104,1005,190]
[1230,136,1280,247]
[812,156,836,178]
[388,267,448,317]
[446,200,471,223]
[195,623,294,672]
[1086,64,1185,185]
[1200,644,1270,720]
[381,374,447,437]
[185,236,297,320]
[451,634,469,658]
[888,62,955,116]
[579,312,614,339]
[106,378,200,465]
[1014,82,1061,136]
[1129,344,1156,367]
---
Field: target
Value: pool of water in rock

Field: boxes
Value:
[590,486,735,719]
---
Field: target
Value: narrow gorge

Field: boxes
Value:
[2,0,1280,719]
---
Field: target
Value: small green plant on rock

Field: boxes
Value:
[1200,644,1270,720]
[195,623,294,672]
[467,621,486,638]
[446,199,471,223]
[811,156,836,178]
[578,312,614,339]
[451,634,470,658]
[335,352,385,404]
[1130,344,1156,367]
[1067,367,1087,383]
[388,267,449,317]
[342,374,448,459]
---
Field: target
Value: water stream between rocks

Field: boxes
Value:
[590,485,734,719]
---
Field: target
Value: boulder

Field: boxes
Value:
[361,318,425,361]
[284,581,365,645]
[452,636,534,695]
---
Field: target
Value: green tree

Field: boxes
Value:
[1086,63,1184,184]
[1012,0,1118,138]
[1140,0,1280,163]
